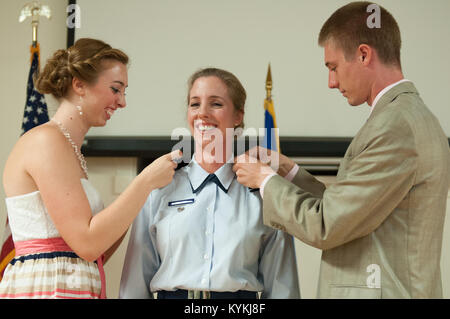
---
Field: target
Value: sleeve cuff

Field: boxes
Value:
[259,164,299,198]
[284,164,299,182]
[259,173,277,198]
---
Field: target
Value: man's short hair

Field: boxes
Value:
[318,1,401,68]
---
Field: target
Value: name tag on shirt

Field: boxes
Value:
[168,199,195,207]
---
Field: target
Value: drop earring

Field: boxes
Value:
[76,105,83,116]
[76,96,83,116]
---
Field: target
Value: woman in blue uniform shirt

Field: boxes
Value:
[119,68,300,299]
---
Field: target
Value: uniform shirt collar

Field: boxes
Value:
[187,156,235,193]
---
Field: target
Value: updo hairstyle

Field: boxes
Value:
[35,38,129,99]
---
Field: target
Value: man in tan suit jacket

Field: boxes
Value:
[233,2,450,298]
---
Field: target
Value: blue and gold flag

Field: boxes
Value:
[263,64,280,152]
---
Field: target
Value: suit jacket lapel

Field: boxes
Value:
[368,81,419,121]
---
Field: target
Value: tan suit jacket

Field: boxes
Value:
[263,82,450,298]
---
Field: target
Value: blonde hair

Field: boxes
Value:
[187,68,246,129]
[35,38,129,99]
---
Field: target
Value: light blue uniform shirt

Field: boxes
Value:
[119,158,300,299]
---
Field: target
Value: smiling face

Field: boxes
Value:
[324,41,371,106]
[83,60,128,126]
[187,76,243,152]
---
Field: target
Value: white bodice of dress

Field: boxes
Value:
[5,178,104,242]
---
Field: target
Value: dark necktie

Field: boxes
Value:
[193,174,228,194]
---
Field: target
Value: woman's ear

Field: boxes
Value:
[234,110,244,128]
[71,77,86,96]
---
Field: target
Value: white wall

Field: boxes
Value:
[75,0,450,138]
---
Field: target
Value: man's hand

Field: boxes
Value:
[233,154,276,189]
[246,146,296,177]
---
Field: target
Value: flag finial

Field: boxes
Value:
[265,63,272,101]
[19,1,52,47]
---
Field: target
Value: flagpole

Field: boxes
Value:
[31,9,38,48]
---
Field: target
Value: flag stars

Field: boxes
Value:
[21,50,49,132]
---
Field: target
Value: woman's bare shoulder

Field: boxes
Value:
[9,123,74,173]
[20,122,66,146]
[3,123,73,196]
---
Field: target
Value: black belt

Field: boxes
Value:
[157,289,258,299]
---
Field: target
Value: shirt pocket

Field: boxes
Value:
[165,203,202,256]
[153,199,193,258]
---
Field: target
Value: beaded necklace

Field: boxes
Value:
[52,120,88,178]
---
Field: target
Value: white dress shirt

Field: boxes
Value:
[119,156,300,299]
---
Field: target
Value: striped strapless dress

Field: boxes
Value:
[0,178,106,299]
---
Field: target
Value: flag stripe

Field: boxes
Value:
[0,234,13,260]
[0,231,15,280]
[263,99,280,152]
[0,249,15,281]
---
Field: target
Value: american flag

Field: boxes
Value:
[0,44,49,281]
[22,46,49,133]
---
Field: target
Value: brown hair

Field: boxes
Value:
[187,67,246,129]
[318,1,401,68]
[35,38,129,99]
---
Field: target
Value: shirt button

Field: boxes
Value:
[205,230,210,235]
[201,278,207,284]
[203,254,209,260]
